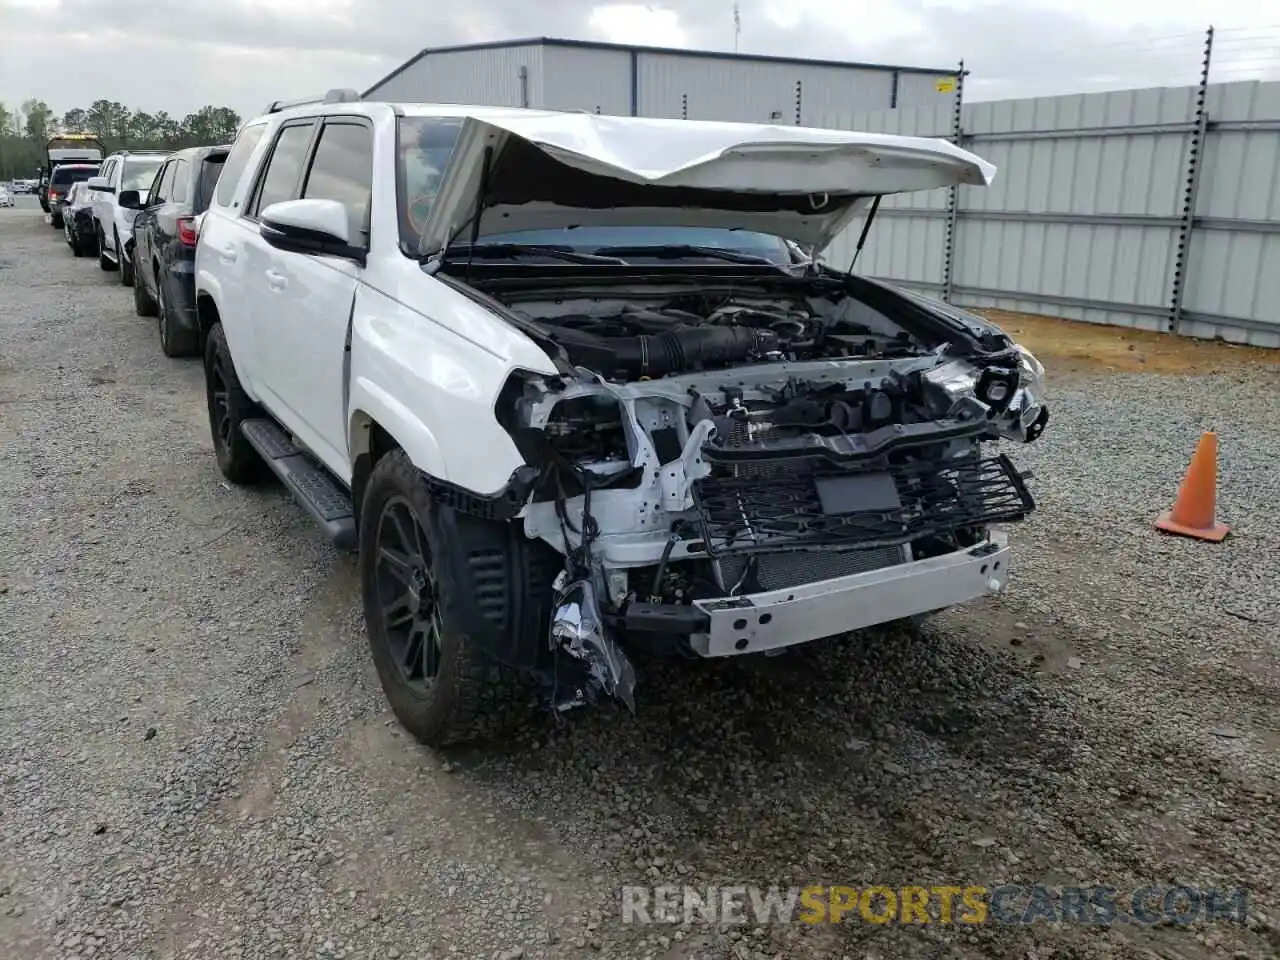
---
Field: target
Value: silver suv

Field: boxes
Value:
[88,150,169,286]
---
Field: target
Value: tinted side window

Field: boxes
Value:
[194,157,226,213]
[214,123,267,207]
[249,123,316,218]
[301,121,373,245]
[171,159,191,205]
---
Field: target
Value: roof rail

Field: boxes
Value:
[262,88,362,115]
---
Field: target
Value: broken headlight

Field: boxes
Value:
[922,347,1048,444]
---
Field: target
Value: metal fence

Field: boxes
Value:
[819,34,1280,348]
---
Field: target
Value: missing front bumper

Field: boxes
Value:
[691,453,1033,555]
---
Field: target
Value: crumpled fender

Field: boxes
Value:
[348,377,448,480]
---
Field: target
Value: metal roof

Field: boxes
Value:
[365,36,958,98]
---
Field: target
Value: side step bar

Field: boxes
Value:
[240,418,357,551]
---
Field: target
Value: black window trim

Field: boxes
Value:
[243,118,321,223]
[299,114,375,250]
[148,159,174,205]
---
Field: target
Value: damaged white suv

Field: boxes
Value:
[195,92,1049,746]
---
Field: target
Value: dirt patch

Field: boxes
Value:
[979,309,1280,376]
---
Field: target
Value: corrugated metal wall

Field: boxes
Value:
[368,42,955,119]
[632,53,946,121]
[822,80,1280,348]
[366,45,545,107]
[541,46,633,115]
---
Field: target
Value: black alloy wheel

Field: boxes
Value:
[373,496,444,693]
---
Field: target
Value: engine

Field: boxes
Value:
[519,297,918,381]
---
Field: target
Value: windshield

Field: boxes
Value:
[122,159,163,192]
[397,116,465,252]
[395,116,796,264]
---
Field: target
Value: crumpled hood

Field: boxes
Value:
[419,112,995,254]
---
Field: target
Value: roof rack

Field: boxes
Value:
[262,88,362,115]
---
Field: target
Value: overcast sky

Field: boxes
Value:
[1,0,1277,120]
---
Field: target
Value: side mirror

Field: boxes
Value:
[259,199,365,266]
[87,176,113,193]
[118,189,142,210]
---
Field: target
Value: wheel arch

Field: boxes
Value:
[195,289,221,339]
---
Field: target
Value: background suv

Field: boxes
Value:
[88,150,168,286]
[125,145,230,357]
[46,163,101,229]
[62,182,98,256]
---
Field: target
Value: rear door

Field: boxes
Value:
[93,157,118,248]
[238,120,322,441]
[133,160,174,295]
[198,122,269,391]
[154,158,190,281]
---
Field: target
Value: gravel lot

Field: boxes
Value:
[1,198,1278,960]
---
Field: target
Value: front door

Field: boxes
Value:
[241,117,373,481]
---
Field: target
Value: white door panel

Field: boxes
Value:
[245,234,358,477]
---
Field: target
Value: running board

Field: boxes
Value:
[240,418,357,551]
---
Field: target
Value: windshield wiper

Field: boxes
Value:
[591,244,781,266]
[437,242,628,265]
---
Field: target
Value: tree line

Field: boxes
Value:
[0,98,242,179]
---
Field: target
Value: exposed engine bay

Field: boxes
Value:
[527,293,926,381]
[477,276,1050,713]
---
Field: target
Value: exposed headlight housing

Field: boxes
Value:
[921,348,1049,444]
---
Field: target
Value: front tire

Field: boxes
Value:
[360,450,510,747]
[203,322,263,484]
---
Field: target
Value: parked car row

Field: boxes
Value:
[51,146,229,357]
[39,89,1051,749]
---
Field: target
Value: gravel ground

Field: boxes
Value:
[1,199,1278,960]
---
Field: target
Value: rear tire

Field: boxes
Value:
[118,231,133,287]
[97,226,115,272]
[51,213,64,229]
[360,450,513,747]
[157,274,198,358]
[203,322,263,485]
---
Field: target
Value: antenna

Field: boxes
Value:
[733,1,741,53]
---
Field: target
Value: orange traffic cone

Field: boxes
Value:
[1155,431,1229,542]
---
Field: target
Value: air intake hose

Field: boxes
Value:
[611,326,780,378]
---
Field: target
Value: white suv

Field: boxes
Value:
[195,90,1049,747]
[88,150,168,285]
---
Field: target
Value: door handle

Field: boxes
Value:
[216,244,237,263]
[265,269,287,291]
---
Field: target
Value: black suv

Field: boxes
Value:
[46,163,101,229]
[123,145,229,357]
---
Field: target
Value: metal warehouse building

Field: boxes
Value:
[363,37,958,123]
